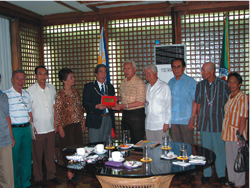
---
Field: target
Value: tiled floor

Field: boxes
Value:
[31,164,249,188]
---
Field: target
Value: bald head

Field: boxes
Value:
[201,62,216,83]
[204,62,215,73]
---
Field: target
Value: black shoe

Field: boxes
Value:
[34,181,43,188]
[201,176,211,184]
[49,177,62,184]
[226,181,235,187]
[68,176,78,183]
[219,177,228,185]
[27,185,37,188]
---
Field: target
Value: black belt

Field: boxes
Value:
[12,122,30,128]
[101,113,110,117]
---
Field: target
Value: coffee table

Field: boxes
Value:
[57,142,215,188]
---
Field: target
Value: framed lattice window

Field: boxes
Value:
[182,10,249,93]
[181,9,249,144]
[107,15,172,141]
[43,22,100,94]
[20,22,40,88]
[43,22,100,144]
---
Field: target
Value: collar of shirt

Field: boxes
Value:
[97,80,105,92]
[205,76,218,87]
[148,78,160,90]
[11,86,24,96]
[35,82,50,91]
[173,73,187,82]
[124,74,136,83]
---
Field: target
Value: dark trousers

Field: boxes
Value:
[32,131,56,182]
[121,108,145,144]
[58,122,83,151]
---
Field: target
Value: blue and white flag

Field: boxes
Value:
[98,27,110,84]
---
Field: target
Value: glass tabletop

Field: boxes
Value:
[58,141,215,178]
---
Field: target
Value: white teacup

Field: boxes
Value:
[76,148,85,156]
[95,144,104,153]
[112,151,123,162]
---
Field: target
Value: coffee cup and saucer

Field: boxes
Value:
[76,147,86,156]
[108,151,124,162]
[94,144,107,155]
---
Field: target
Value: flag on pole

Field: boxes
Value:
[98,27,116,138]
[219,15,230,80]
[98,27,110,84]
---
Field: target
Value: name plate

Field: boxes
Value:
[101,96,117,107]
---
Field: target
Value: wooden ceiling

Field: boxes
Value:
[0,1,248,26]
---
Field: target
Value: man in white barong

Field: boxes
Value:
[144,64,171,141]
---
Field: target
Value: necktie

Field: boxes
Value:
[101,84,105,95]
[101,85,106,114]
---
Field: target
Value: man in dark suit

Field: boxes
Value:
[82,64,115,143]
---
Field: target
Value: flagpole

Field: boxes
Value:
[219,12,230,80]
[224,12,230,73]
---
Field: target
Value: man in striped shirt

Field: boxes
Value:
[4,70,33,188]
[189,62,230,185]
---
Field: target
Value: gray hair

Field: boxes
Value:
[123,60,137,68]
[12,69,26,78]
[144,64,158,74]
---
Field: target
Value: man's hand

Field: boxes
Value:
[11,137,15,147]
[163,124,169,132]
[95,104,106,110]
[188,117,195,130]
[58,126,65,138]
[117,96,122,102]
[112,104,126,111]
[82,121,86,132]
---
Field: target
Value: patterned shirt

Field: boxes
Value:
[221,91,248,141]
[4,86,32,124]
[55,88,85,128]
[195,77,230,132]
[119,74,146,110]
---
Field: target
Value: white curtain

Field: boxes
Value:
[0,17,12,91]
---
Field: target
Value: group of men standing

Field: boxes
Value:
[0,67,61,188]
[83,58,229,185]
[0,58,230,187]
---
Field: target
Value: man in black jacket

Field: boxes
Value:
[82,64,115,143]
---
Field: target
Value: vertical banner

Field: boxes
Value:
[98,27,115,137]
[219,16,230,80]
[98,27,110,84]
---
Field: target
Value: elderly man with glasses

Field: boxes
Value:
[4,70,33,188]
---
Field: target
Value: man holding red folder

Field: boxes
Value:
[82,64,116,143]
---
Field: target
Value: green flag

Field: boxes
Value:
[219,16,230,80]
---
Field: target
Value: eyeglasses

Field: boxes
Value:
[172,66,183,69]
[19,97,27,108]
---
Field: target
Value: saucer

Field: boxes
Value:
[124,161,142,168]
[108,157,125,162]
[94,149,107,155]
[161,154,177,160]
